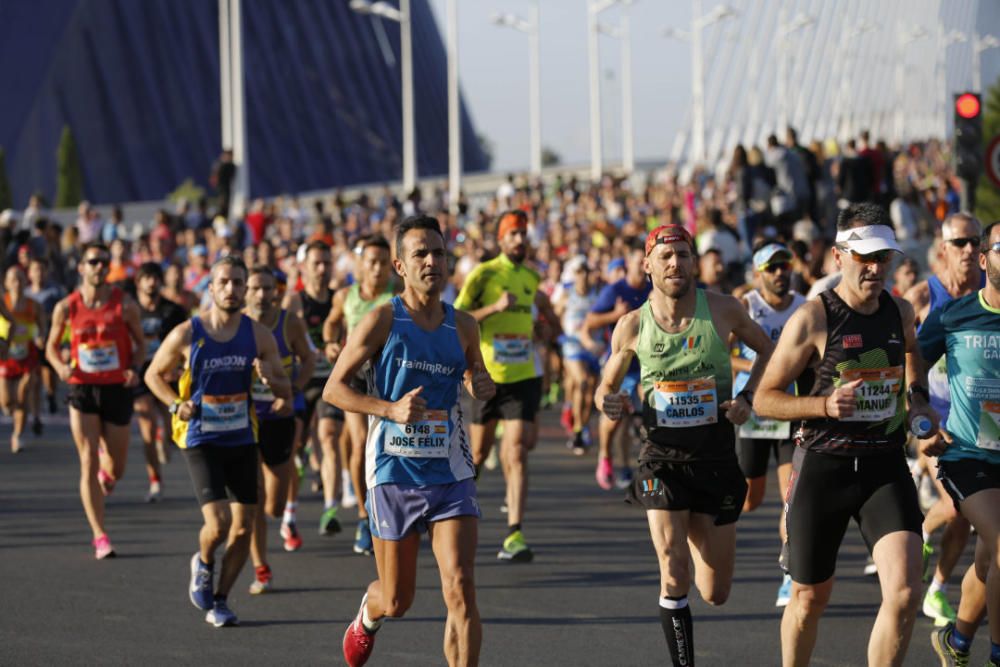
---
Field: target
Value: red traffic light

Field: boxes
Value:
[956,93,981,119]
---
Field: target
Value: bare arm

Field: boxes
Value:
[144,323,192,409]
[896,295,937,431]
[594,310,640,421]
[45,299,71,380]
[456,310,495,401]
[122,298,146,368]
[753,302,829,421]
[729,295,753,374]
[281,291,303,318]
[322,304,397,417]
[534,290,563,339]
[584,306,626,331]
[253,321,292,400]
[903,282,930,327]
[285,312,316,394]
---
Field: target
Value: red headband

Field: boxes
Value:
[645,224,693,255]
[497,213,528,240]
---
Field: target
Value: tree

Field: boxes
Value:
[541,146,562,168]
[0,147,11,211]
[975,75,1000,221]
[55,125,84,208]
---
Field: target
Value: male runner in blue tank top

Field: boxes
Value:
[755,203,938,666]
[324,215,495,667]
[920,220,1000,666]
[145,256,291,628]
[904,212,983,625]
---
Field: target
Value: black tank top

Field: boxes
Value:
[797,289,907,456]
[300,289,331,348]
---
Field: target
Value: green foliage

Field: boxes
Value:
[976,76,1000,221]
[55,126,84,208]
[0,147,11,211]
[167,178,206,204]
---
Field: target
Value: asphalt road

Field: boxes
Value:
[0,410,982,666]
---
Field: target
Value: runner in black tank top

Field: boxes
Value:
[753,204,938,666]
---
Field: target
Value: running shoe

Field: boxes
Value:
[497,530,534,563]
[189,553,214,610]
[47,393,57,415]
[353,520,374,556]
[923,589,957,625]
[280,521,303,552]
[11,435,21,454]
[343,594,377,667]
[566,432,586,457]
[484,445,500,472]
[581,425,593,447]
[863,556,877,576]
[931,624,970,667]
[93,534,116,560]
[319,506,342,536]
[560,404,573,433]
[775,574,792,607]
[146,481,162,503]
[206,598,239,627]
[342,471,358,508]
[249,564,272,595]
[922,542,935,583]
[595,457,614,491]
[615,467,634,490]
[97,469,116,496]
[31,416,42,436]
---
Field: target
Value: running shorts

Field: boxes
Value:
[303,377,343,423]
[258,416,296,467]
[625,456,747,526]
[785,447,923,585]
[470,376,542,424]
[182,443,258,505]
[367,479,480,540]
[68,384,134,426]
[938,459,1000,511]
[737,436,795,479]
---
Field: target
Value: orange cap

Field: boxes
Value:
[497,211,528,240]
[645,224,693,255]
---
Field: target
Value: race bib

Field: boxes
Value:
[493,334,531,364]
[977,401,1000,451]
[78,342,120,374]
[739,412,791,440]
[653,378,718,428]
[201,393,249,433]
[840,367,902,422]
[383,409,450,458]
[251,376,275,403]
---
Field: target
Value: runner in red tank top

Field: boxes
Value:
[45,242,145,560]
[0,266,46,453]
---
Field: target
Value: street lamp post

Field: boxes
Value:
[895,25,928,144]
[446,0,460,214]
[974,34,1000,92]
[777,11,815,134]
[588,0,617,181]
[350,0,416,194]
[491,3,542,176]
[596,6,635,174]
[937,29,967,139]
[218,0,248,217]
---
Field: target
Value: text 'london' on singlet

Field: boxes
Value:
[636,289,735,462]
[797,289,906,456]
[365,296,473,488]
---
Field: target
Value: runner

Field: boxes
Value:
[584,238,651,490]
[595,224,773,666]
[323,234,395,555]
[553,255,602,455]
[132,262,187,501]
[920,220,1000,666]
[454,209,562,563]
[282,240,342,549]
[26,257,64,426]
[45,242,145,559]
[325,214,494,667]
[754,203,936,666]
[732,243,806,607]
[904,212,982,625]
[245,265,315,594]
[0,266,46,453]
[145,255,291,627]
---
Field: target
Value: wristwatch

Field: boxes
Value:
[737,389,755,405]
[168,399,182,415]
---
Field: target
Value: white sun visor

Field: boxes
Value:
[835,225,902,255]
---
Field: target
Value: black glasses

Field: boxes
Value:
[86,257,110,267]
[948,237,981,249]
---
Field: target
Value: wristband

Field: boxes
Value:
[907,384,930,404]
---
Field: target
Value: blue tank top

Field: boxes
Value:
[174,315,258,448]
[252,310,304,419]
[365,296,472,487]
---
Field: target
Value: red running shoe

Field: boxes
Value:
[280,521,303,552]
[343,595,377,667]
[560,404,573,434]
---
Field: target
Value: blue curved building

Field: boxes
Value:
[0,0,487,205]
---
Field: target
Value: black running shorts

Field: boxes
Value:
[303,378,344,423]
[625,456,747,526]
[736,436,795,479]
[182,443,258,506]
[470,377,542,424]
[785,447,923,585]
[67,384,134,426]
[937,458,1000,511]
[258,417,296,467]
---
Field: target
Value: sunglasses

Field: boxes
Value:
[947,237,981,249]
[85,257,110,267]
[838,246,893,265]
[761,262,790,274]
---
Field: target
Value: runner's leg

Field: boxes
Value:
[217,502,256,597]
[429,516,481,667]
[69,408,107,539]
[868,531,922,666]
[647,509,695,667]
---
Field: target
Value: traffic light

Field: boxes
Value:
[954,92,983,179]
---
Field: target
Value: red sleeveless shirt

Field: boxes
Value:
[68,287,133,385]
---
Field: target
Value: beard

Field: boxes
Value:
[987,259,1000,291]
[660,274,692,298]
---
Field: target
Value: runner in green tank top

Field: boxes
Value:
[323,235,396,555]
[595,225,774,667]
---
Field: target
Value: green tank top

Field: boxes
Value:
[344,283,394,333]
[636,289,735,462]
